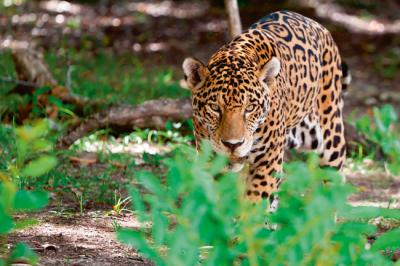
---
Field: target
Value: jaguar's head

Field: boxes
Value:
[182,55,281,159]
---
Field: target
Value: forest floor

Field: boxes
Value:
[1,0,399,265]
[6,156,400,265]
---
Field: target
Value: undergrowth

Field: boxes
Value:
[0,120,57,265]
[0,50,189,118]
[118,141,400,266]
[355,104,400,174]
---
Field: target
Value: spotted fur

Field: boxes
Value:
[183,11,348,206]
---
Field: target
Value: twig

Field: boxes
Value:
[0,76,40,88]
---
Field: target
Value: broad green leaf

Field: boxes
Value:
[15,120,48,142]
[135,171,164,196]
[8,243,38,265]
[151,207,169,246]
[0,207,14,234]
[0,182,17,210]
[117,229,165,266]
[116,143,400,266]
[128,187,148,224]
[372,228,400,252]
[208,154,228,175]
[21,156,57,177]
[339,205,400,219]
[13,190,48,211]
[31,139,52,153]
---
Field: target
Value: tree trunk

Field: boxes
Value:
[225,0,242,38]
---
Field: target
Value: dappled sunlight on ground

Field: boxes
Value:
[78,139,171,157]
[10,212,152,265]
[344,158,400,208]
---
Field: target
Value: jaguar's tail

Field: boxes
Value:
[341,62,351,93]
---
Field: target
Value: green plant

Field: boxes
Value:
[45,50,189,107]
[0,120,57,265]
[118,142,400,265]
[112,195,131,215]
[373,48,400,79]
[355,104,400,174]
[124,120,194,146]
[111,219,122,232]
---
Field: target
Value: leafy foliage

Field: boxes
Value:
[118,142,400,265]
[0,120,57,265]
[355,105,400,174]
[0,50,189,119]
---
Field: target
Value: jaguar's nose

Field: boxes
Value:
[221,139,245,152]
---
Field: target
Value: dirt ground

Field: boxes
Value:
[10,211,153,266]
[2,0,400,264]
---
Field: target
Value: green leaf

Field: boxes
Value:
[165,121,173,131]
[13,190,48,211]
[372,228,400,252]
[128,187,147,222]
[58,106,76,117]
[0,182,17,211]
[338,205,400,219]
[15,120,48,142]
[117,143,400,266]
[0,207,14,234]
[151,208,169,246]
[31,139,53,153]
[21,156,57,177]
[117,229,165,266]
[135,171,164,196]
[208,154,228,175]
[8,243,38,265]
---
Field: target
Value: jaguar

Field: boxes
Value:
[182,11,350,209]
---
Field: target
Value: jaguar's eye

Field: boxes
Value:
[245,104,256,113]
[209,104,220,113]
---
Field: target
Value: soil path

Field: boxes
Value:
[10,211,153,266]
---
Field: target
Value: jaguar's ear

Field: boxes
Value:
[259,57,281,83]
[182,57,209,92]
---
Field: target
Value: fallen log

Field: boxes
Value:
[57,98,192,148]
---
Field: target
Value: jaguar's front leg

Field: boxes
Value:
[246,126,286,212]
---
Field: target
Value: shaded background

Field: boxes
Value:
[1,0,399,115]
